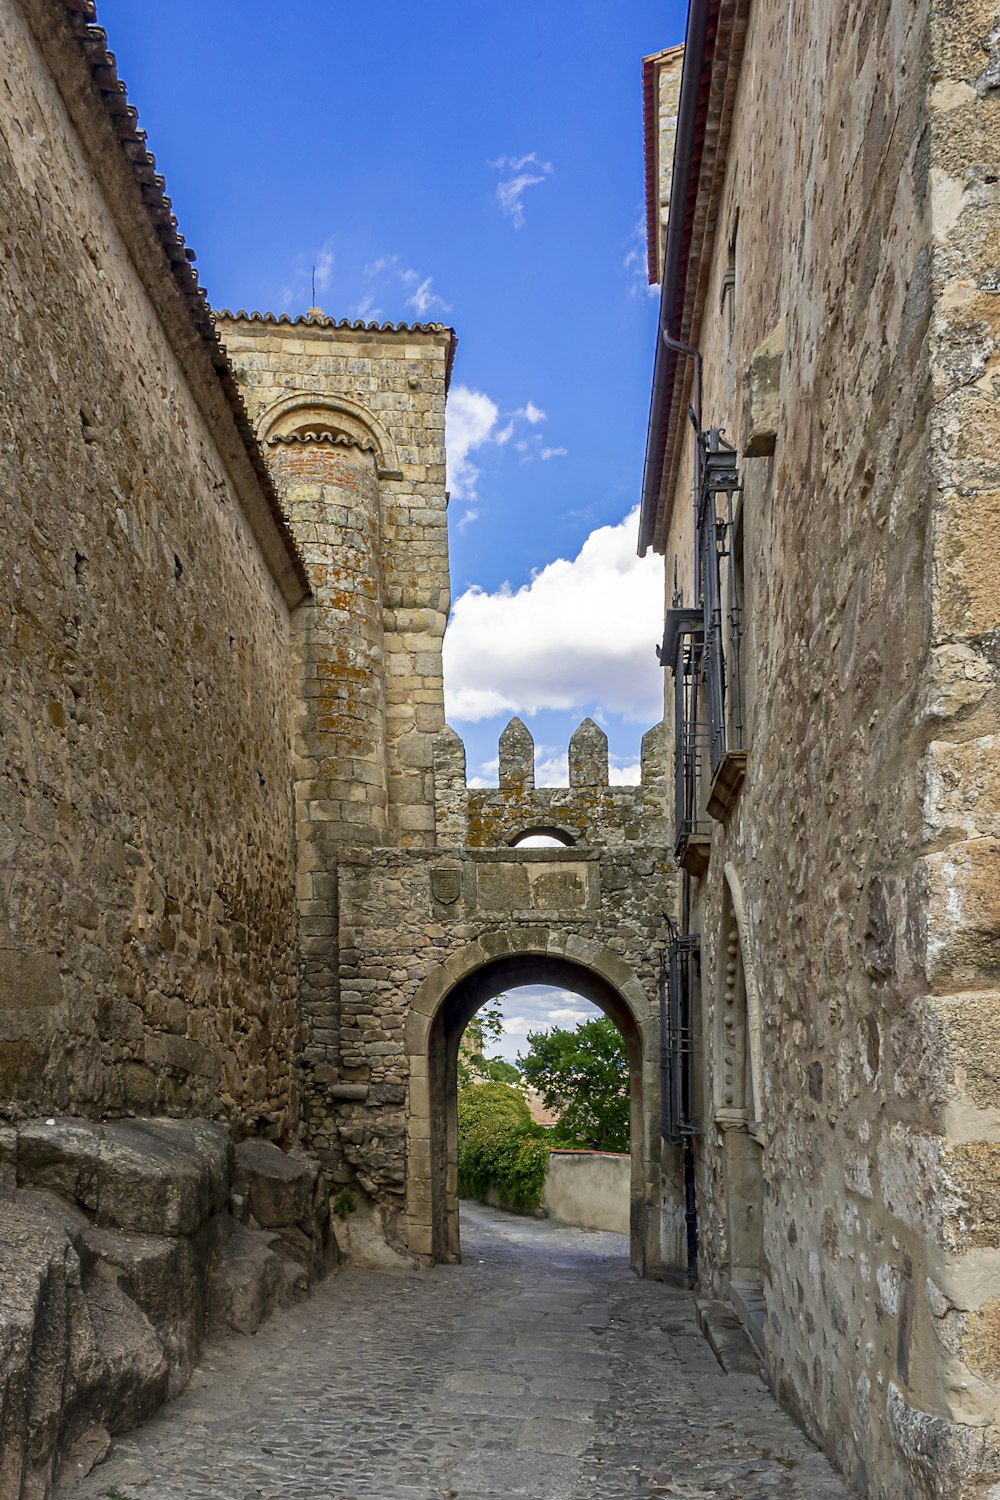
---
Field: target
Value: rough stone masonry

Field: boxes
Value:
[1,0,999,1498]
[641,1,1000,1496]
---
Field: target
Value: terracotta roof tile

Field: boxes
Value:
[217,310,459,390]
[266,432,378,453]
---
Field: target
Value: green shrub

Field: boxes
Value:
[457,1082,550,1212]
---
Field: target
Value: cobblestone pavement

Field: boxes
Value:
[63,1202,849,1500]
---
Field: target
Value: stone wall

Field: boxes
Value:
[0,0,308,1134]
[219,311,456,1181]
[647,0,1000,1495]
[298,715,676,1272]
[543,1150,631,1236]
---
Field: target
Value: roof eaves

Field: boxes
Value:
[642,45,686,286]
[52,1,311,602]
[216,310,459,393]
[638,0,748,557]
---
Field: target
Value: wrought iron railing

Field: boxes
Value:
[659,922,700,1144]
[696,428,744,777]
[660,606,707,855]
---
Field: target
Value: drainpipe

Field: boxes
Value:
[638,0,712,557]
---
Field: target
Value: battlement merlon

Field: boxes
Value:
[433,717,671,851]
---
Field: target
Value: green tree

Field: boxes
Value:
[518,1015,629,1152]
[457,999,522,1088]
[457,1082,549,1210]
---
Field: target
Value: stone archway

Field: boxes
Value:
[405,932,661,1274]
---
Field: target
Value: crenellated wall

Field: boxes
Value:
[435,715,670,851]
[295,712,678,1270]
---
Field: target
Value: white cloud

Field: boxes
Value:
[444,507,664,724]
[547,1006,593,1026]
[535,751,569,786]
[446,385,499,500]
[365,254,398,278]
[445,388,559,504]
[625,213,659,299]
[406,274,451,319]
[491,152,554,229]
[609,760,642,786]
[352,292,383,321]
[467,755,499,790]
[314,243,335,293]
[540,446,568,461]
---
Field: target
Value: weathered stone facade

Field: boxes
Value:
[0,0,308,1138]
[643,2,1000,1496]
[213,314,679,1274]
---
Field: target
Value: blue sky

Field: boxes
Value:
[96,0,687,1051]
[97,0,686,785]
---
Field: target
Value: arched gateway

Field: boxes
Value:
[300,712,682,1275]
[407,935,659,1271]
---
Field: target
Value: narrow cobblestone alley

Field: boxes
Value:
[61,1204,849,1500]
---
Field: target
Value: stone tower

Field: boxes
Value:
[217,309,455,1159]
[218,310,455,848]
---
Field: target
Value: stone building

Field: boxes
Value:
[641,3,1000,1497]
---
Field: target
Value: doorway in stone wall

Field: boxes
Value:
[405,939,659,1274]
[715,881,765,1352]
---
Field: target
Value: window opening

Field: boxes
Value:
[509,828,576,848]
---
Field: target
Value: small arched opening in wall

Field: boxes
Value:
[714,863,766,1350]
[406,935,661,1275]
[256,392,397,470]
[508,826,577,848]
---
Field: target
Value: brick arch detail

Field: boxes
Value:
[256,391,397,470]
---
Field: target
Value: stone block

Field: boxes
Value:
[924,736,1000,841]
[475,862,531,910]
[144,1032,224,1083]
[17,1118,231,1236]
[208,1221,306,1336]
[234,1139,316,1229]
[499,717,535,791]
[569,718,609,786]
[922,840,1000,989]
[741,316,785,457]
[934,489,1000,638]
[79,1223,208,1395]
